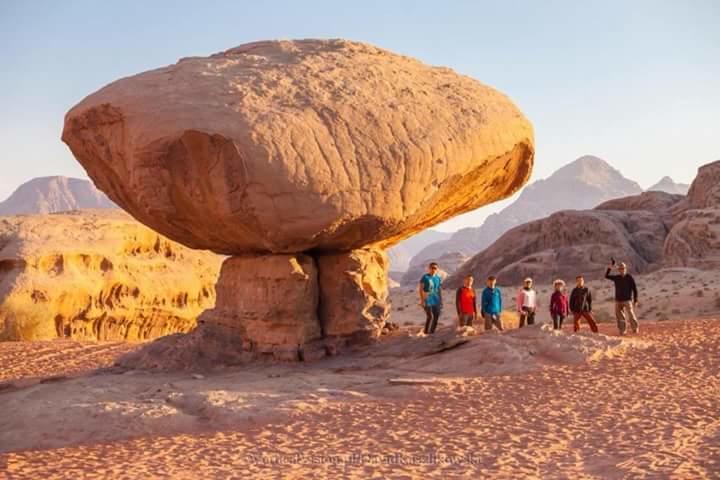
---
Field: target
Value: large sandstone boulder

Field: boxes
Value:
[62,39,534,255]
[447,192,683,287]
[0,210,221,341]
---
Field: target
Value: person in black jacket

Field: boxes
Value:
[569,275,598,333]
[605,262,639,335]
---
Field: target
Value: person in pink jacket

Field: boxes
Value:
[549,279,569,330]
[516,277,537,327]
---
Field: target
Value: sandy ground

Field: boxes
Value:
[1,311,719,478]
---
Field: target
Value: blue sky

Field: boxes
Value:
[1,0,718,231]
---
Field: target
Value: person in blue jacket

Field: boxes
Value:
[418,262,443,334]
[481,276,503,331]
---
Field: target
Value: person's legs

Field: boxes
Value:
[484,313,492,331]
[518,311,527,328]
[429,305,440,333]
[583,311,599,333]
[466,313,473,328]
[559,315,565,329]
[552,314,559,330]
[573,313,581,332]
[527,308,536,326]
[615,302,627,335]
[424,306,432,334]
[493,314,504,331]
[626,303,639,333]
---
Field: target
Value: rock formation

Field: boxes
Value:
[409,155,643,270]
[0,176,116,216]
[0,210,221,341]
[62,39,534,365]
[447,191,683,287]
[664,160,720,269]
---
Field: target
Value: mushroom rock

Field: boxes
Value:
[63,39,534,366]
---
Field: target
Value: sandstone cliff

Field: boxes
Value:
[0,210,221,341]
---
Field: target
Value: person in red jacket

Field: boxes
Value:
[549,279,569,330]
[455,276,478,327]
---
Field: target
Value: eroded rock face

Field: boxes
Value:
[317,248,389,343]
[62,39,534,255]
[199,254,322,360]
[0,211,221,341]
[664,161,720,269]
[664,209,720,269]
[687,160,720,209]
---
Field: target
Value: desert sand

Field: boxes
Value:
[1,269,718,478]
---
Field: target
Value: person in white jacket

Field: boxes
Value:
[516,277,537,327]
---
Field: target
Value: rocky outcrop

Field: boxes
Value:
[62,39,533,255]
[410,155,643,269]
[685,160,720,210]
[664,160,720,269]
[0,210,221,341]
[447,191,683,287]
[0,177,116,216]
[63,39,534,365]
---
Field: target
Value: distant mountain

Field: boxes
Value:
[407,156,643,271]
[0,176,116,216]
[388,229,452,271]
[647,176,689,195]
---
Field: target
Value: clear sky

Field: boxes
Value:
[1,0,718,231]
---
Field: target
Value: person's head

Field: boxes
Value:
[554,279,565,291]
[427,262,439,275]
[618,262,628,276]
[486,276,497,288]
[576,275,585,287]
[463,275,474,288]
[523,277,533,289]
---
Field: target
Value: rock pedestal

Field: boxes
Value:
[200,254,322,360]
[318,248,389,344]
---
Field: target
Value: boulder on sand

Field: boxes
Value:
[63,39,535,366]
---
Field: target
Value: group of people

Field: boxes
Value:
[418,261,639,336]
